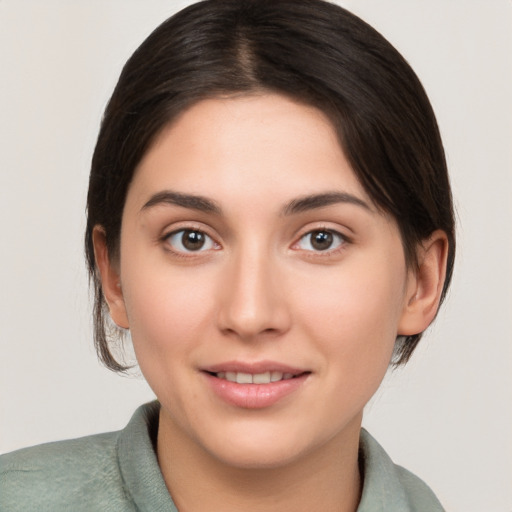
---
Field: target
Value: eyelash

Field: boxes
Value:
[161,226,350,257]
[162,227,220,256]
[292,228,350,256]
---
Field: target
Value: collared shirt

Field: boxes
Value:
[0,402,444,511]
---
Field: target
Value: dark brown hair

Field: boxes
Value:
[85,0,455,372]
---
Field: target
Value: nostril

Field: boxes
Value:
[215,272,292,339]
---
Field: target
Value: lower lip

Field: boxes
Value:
[203,373,309,409]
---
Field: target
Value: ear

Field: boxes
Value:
[92,226,130,329]
[398,230,449,336]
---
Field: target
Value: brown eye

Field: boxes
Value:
[296,229,346,252]
[166,229,216,252]
[311,231,333,251]
[182,230,206,250]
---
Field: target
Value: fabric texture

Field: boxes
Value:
[0,402,444,511]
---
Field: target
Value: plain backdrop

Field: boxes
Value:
[1,1,511,511]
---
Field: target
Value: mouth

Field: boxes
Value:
[201,362,311,408]
[207,370,306,384]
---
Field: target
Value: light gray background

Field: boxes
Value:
[1,1,511,511]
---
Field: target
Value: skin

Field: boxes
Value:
[94,94,448,511]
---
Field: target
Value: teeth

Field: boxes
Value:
[253,371,271,384]
[216,371,295,383]
[271,371,283,382]
[236,372,252,384]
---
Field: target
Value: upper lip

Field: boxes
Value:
[201,360,309,375]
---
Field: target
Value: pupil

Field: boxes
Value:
[311,231,332,251]
[182,230,205,251]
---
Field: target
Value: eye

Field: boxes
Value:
[295,229,346,252]
[165,229,217,253]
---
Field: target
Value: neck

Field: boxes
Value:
[156,411,362,512]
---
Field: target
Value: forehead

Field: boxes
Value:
[128,94,371,211]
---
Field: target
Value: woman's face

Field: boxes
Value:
[109,94,419,468]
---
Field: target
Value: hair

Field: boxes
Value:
[85,0,455,372]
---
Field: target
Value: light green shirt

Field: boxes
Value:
[0,402,444,511]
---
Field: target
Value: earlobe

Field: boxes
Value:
[398,230,449,336]
[92,226,130,329]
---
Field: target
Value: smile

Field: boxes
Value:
[202,363,311,409]
[214,371,296,384]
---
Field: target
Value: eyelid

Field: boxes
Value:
[291,226,351,254]
[160,223,221,255]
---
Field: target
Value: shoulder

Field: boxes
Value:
[358,429,445,512]
[0,430,133,512]
[0,402,164,512]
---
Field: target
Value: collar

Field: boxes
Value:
[116,402,444,511]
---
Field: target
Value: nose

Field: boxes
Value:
[216,247,291,340]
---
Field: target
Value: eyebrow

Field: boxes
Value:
[282,192,372,216]
[141,191,222,215]
[141,190,371,216]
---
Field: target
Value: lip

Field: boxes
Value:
[201,360,311,409]
[202,360,307,375]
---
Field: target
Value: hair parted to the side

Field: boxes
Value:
[85,0,455,372]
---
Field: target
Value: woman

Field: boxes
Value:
[0,0,455,510]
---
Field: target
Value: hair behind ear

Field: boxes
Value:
[89,226,132,372]
[393,230,449,364]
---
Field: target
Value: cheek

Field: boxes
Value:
[293,261,406,381]
[297,262,405,337]
[121,264,217,366]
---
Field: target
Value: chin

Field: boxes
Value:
[208,441,307,471]
[197,421,333,471]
